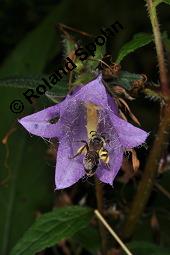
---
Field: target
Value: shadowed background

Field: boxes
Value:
[0,0,170,255]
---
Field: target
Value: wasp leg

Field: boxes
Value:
[75,140,88,145]
[99,149,110,169]
[69,144,88,159]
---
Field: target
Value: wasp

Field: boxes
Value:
[70,131,110,177]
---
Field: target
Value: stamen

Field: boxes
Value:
[85,103,101,139]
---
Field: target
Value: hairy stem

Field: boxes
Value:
[123,102,170,239]
[95,179,108,254]
[147,0,169,96]
[122,0,170,239]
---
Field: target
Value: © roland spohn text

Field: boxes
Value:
[23,21,123,104]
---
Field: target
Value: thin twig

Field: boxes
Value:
[87,57,113,70]
[58,23,93,37]
[94,210,133,255]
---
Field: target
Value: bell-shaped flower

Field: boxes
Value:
[18,75,148,189]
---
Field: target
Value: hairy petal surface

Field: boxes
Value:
[55,101,87,189]
[70,75,109,109]
[55,137,85,189]
[18,104,62,138]
[107,93,119,115]
[96,109,123,184]
[108,110,148,148]
[96,146,123,185]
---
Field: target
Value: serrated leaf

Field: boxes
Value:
[0,77,43,89]
[0,76,68,98]
[116,33,153,64]
[10,206,93,255]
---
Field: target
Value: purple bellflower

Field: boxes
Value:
[18,75,148,189]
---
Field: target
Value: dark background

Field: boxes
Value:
[0,0,170,255]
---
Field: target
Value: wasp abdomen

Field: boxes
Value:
[83,151,99,176]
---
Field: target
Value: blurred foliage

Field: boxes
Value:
[0,0,170,255]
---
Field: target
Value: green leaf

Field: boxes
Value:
[62,37,76,58]
[85,44,106,70]
[73,226,101,254]
[0,76,44,89]
[154,0,170,8]
[115,33,153,64]
[0,99,55,255]
[0,76,68,98]
[10,206,93,255]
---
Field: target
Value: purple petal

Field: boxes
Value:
[60,100,87,142]
[97,109,120,148]
[18,76,113,139]
[55,137,85,189]
[18,104,62,138]
[96,109,123,184]
[70,75,109,108]
[96,146,123,185]
[107,93,119,115]
[55,101,88,189]
[64,75,118,114]
[109,110,148,148]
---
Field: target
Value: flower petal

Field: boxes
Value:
[71,75,109,108]
[18,104,62,138]
[107,93,119,115]
[96,109,123,184]
[55,137,85,189]
[55,100,88,189]
[96,146,123,185]
[109,110,148,148]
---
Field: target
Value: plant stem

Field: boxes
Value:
[95,179,108,254]
[122,0,170,239]
[147,0,169,96]
[123,103,170,239]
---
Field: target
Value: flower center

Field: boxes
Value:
[85,103,101,138]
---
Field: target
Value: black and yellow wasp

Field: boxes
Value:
[70,131,110,177]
